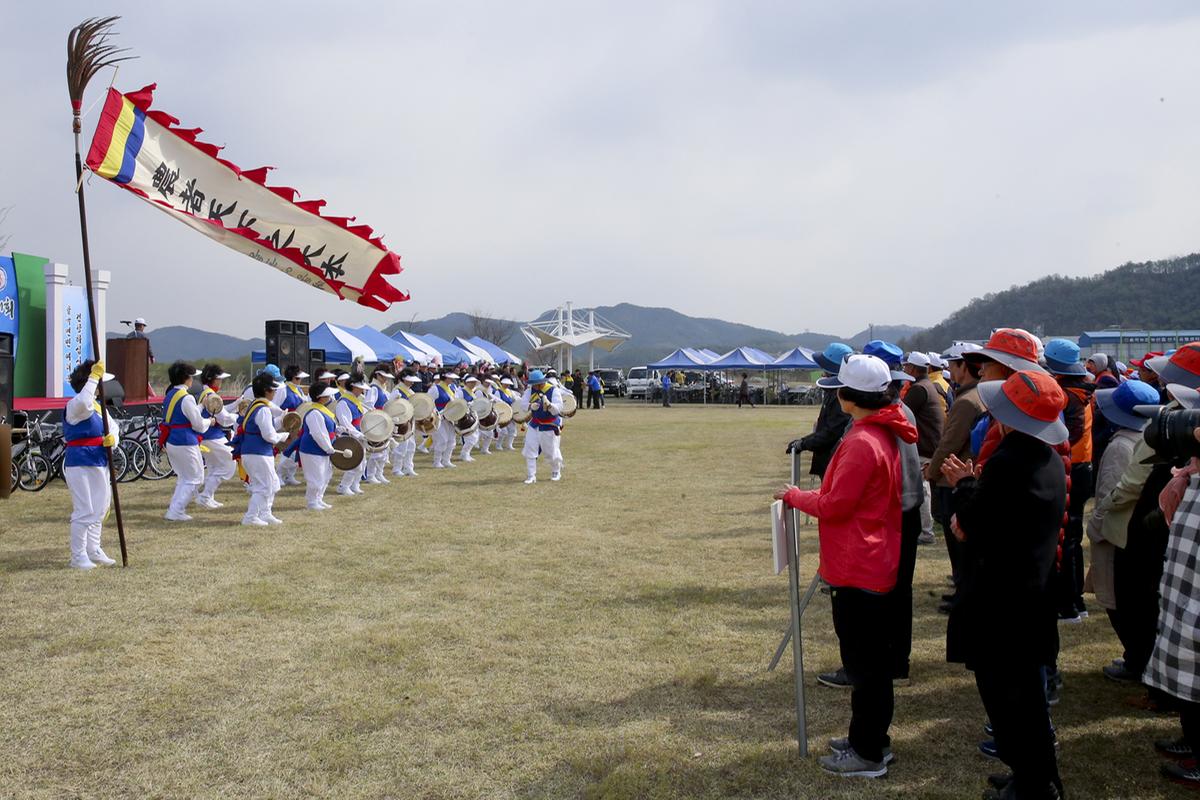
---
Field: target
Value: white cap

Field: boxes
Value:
[443,372,460,380]
[501,378,514,386]
[926,352,944,369]
[317,371,337,380]
[465,376,479,383]
[904,351,930,369]
[191,368,203,377]
[402,375,419,383]
[350,380,370,391]
[316,386,339,400]
[943,342,983,361]
[816,354,893,392]
[134,317,147,325]
[942,369,951,381]
[294,370,310,379]
[100,372,115,382]
[335,373,350,382]
[376,371,395,380]
[215,371,232,380]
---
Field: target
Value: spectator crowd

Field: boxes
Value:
[776,331,1200,799]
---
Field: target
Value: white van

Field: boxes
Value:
[626,366,659,399]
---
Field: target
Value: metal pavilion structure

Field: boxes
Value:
[520,302,631,372]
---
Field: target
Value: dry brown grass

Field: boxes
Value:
[0,403,1192,799]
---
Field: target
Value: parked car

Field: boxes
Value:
[595,369,625,397]
[626,366,659,399]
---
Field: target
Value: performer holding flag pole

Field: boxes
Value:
[66,17,133,566]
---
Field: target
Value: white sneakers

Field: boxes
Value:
[88,548,117,566]
[164,511,193,522]
[195,496,222,509]
[551,473,562,482]
[524,476,537,485]
[69,554,97,570]
[242,517,268,527]
[262,514,284,525]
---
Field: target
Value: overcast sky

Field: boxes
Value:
[3,2,1198,338]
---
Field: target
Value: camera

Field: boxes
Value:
[1142,407,1200,461]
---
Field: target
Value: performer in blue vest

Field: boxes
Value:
[196,364,238,508]
[364,368,394,484]
[163,361,212,522]
[236,372,289,526]
[494,377,520,451]
[275,364,310,487]
[519,369,566,484]
[63,360,120,568]
[459,375,484,461]
[298,385,348,509]
[427,372,460,469]
[389,373,422,478]
[336,375,369,495]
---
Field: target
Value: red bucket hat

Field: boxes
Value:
[1145,342,1200,390]
[963,328,1045,373]
[977,370,1068,445]
[1129,351,1163,369]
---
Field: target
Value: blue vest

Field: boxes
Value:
[239,402,277,457]
[372,385,388,409]
[281,383,305,411]
[338,394,364,428]
[163,386,200,447]
[63,403,108,468]
[432,384,454,411]
[299,406,338,456]
[497,389,515,405]
[530,388,562,431]
[198,387,228,441]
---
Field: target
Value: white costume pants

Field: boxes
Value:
[200,438,236,500]
[300,452,333,509]
[166,443,205,516]
[479,428,494,454]
[391,437,416,475]
[500,422,518,450]
[460,429,479,460]
[522,427,563,479]
[366,448,389,481]
[65,465,111,560]
[433,420,457,467]
[242,454,281,523]
[277,451,300,484]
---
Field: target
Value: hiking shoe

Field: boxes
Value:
[817,668,852,689]
[829,737,894,765]
[1058,610,1082,624]
[1103,664,1141,683]
[818,747,887,778]
[918,531,935,545]
[1162,760,1200,787]
[979,740,1001,760]
[984,721,994,737]
[1046,679,1061,707]
[1156,737,1194,760]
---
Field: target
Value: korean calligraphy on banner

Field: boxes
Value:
[0,256,18,342]
[61,286,93,397]
[85,85,409,311]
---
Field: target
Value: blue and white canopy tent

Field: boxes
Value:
[390,330,443,365]
[772,347,818,369]
[254,322,397,365]
[464,336,523,365]
[417,332,478,366]
[452,336,499,365]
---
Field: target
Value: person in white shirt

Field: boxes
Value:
[298,385,346,510]
[62,360,120,568]
[494,377,520,451]
[195,364,239,509]
[237,373,289,526]
[389,373,421,477]
[427,372,461,469]
[519,369,565,484]
[364,368,394,484]
[459,376,484,462]
[239,363,288,411]
[336,376,370,495]
[162,361,212,521]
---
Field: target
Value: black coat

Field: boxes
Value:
[947,431,1066,668]
[799,387,851,476]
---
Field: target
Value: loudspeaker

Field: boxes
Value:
[0,333,13,426]
[309,348,326,378]
[265,320,310,370]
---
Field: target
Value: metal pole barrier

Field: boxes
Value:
[785,494,807,755]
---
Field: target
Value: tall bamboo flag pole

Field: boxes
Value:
[67,17,134,566]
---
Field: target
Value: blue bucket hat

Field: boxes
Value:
[862,340,911,382]
[261,363,283,380]
[1043,339,1086,376]
[528,369,547,384]
[1095,379,1160,430]
[813,342,854,374]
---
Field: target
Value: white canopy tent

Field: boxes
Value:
[521,301,631,371]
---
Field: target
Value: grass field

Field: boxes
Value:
[0,403,1192,799]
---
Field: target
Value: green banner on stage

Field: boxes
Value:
[12,252,47,398]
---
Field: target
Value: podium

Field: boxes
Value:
[107,338,149,403]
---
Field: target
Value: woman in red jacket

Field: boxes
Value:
[775,354,917,778]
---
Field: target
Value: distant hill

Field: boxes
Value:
[107,326,263,362]
[388,303,920,368]
[901,253,1200,352]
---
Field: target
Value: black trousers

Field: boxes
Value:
[975,663,1062,798]
[1112,527,1169,674]
[1057,462,1092,613]
[587,389,600,409]
[934,485,962,588]
[887,507,921,679]
[830,587,893,763]
[737,391,754,408]
[1183,702,1200,758]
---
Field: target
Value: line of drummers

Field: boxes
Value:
[161,360,579,527]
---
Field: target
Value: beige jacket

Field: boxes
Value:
[1087,428,1141,547]
[1093,432,1155,549]
[928,379,986,487]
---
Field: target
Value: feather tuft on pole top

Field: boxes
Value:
[67,16,134,133]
